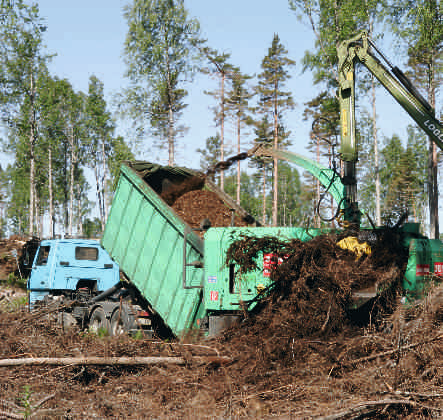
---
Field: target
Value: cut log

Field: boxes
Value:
[0,355,232,367]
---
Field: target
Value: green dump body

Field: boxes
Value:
[101,163,259,336]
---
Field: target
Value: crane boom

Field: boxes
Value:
[337,30,443,223]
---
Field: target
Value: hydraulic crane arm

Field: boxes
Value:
[337,30,443,223]
[249,144,345,209]
[338,30,443,159]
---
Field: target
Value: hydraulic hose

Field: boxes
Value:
[90,282,124,303]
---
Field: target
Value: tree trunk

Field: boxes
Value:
[372,75,381,226]
[94,164,104,232]
[77,184,83,236]
[68,126,75,236]
[168,105,174,166]
[220,72,225,191]
[165,48,175,167]
[48,145,54,238]
[262,167,267,225]
[34,189,40,237]
[236,112,241,204]
[315,136,321,228]
[101,136,108,224]
[428,56,439,239]
[63,144,69,232]
[0,355,231,367]
[29,73,36,236]
[272,89,278,227]
[368,8,381,227]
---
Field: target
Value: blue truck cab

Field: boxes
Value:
[28,239,120,309]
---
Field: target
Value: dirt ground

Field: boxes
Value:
[0,232,441,419]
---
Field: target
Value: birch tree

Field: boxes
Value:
[122,0,200,165]
[0,1,49,235]
[85,76,114,231]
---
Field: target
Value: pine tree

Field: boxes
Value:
[197,134,222,184]
[200,48,235,190]
[289,0,381,226]
[379,131,427,224]
[256,34,295,226]
[249,115,273,224]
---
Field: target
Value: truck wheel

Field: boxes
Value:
[110,305,136,336]
[89,307,110,336]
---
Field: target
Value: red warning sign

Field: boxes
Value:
[263,253,284,277]
[434,262,443,276]
[416,264,430,276]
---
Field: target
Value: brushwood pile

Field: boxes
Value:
[222,226,408,345]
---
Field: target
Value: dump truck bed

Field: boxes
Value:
[101,162,258,336]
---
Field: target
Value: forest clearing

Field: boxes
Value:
[0,235,441,419]
[0,1,442,418]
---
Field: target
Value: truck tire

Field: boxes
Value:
[89,307,111,336]
[110,305,136,336]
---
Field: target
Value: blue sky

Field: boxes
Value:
[7,1,422,171]
[36,0,319,169]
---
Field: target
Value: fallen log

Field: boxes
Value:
[0,355,232,367]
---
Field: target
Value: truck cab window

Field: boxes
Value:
[36,246,50,266]
[75,247,98,261]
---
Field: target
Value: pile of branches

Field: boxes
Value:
[222,229,409,366]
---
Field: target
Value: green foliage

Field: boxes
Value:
[20,385,32,419]
[197,134,222,184]
[224,171,262,218]
[379,130,427,223]
[201,48,235,122]
[277,162,304,225]
[108,136,135,189]
[132,330,145,340]
[122,0,201,163]
[82,217,103,239]
[223,164,304,226]
[0,291,27,312]
[256,33,296,125]
[7,272,19,286]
